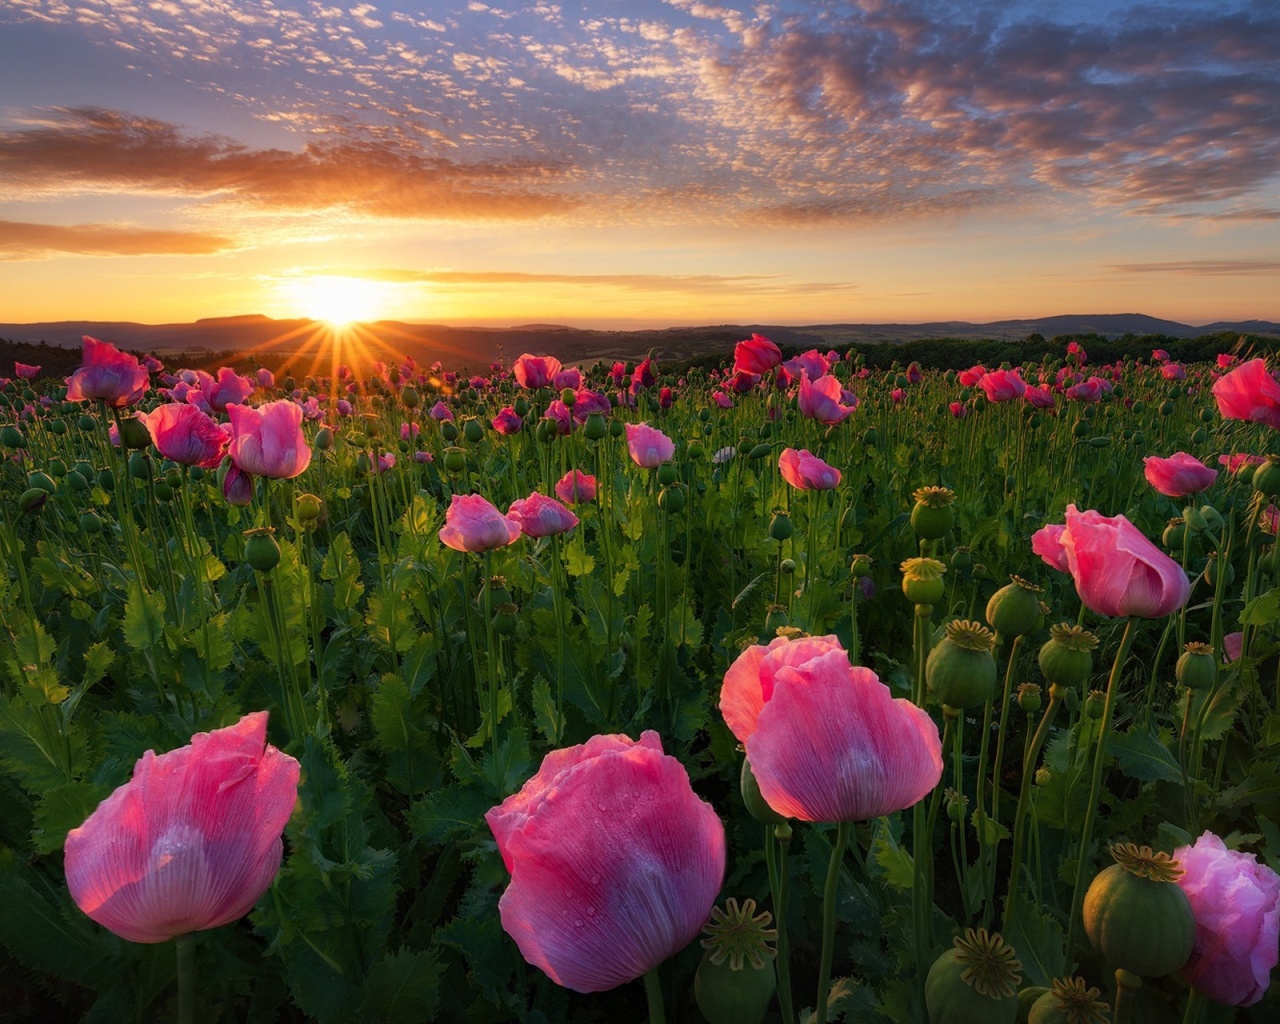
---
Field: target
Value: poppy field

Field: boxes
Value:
[2,334,1280,1023]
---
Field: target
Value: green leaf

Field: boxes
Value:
[190,610,236,672]
[871,821,915,890]
[408,783,491,846]
[530,676,562,745]
[1240,587,1280,626]
[972,809,1011,845]
[564,535,596,577]
[321,531,365,616]
[122,582,166,650]
[360,948,443,1023]
[82,641,114,688]
[1002,891,1065,987]
[371,674,412,754]
[1108,727,1183,785]
[32,781,109,855]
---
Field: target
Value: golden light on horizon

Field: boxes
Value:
[276,275,397,327]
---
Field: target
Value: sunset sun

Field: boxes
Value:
[280,275,391,327]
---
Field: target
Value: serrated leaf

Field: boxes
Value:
[360,948,443,1023]
[122,582,166,650]
[564,536,595,577]
[531,676,562,745]
[407,783,491,846]
[1108,727,1182,785]
[371,674,412,754]
[1240,587,1280,626]
[82,642,114,687]
[972,809,1011,845]
[190,611,236,672]
[871,822,915,890]
[32,781,109,855]
[1002,891,1065,987]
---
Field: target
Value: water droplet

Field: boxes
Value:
[573,918,584,927]
[586,906,597,916]
[590,874,601,885]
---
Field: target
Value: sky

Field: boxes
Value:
[0,0,1277,329]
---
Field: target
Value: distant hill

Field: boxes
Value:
[1,313,1275,376]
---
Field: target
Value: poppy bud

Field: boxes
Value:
[1037,623,1097,688]
[18,487,47,515]
[295,492,323,523]
[850,553,873,577]
[740,758,786,825]
[315,427,334,451]
[443,447,467,474]
[910,485,956,540]
[401,386,420,408]
[1175,642,1216,690]
[658,485,686,514]
[657,463,678,486]
[926,620,997,709]
[901,556,946,605]
[985,575,1043,637]
[441,420,459,442]
[464,418,484,443]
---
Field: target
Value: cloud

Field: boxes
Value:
[0,107,580,219]
[1107,259,1280,276]
[0,219,235,259]
[290,266,858,297]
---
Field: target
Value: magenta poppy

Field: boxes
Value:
[624,423,675,468]
[144,403,231,469]
[508,492,579,538]
[798,372,857,424]
[1032,504,1189,618]
[64,712,299,943]
[491,406,523,435]
[733,334,782,376]
[1143,452,1218,497]
[1211,358,1280,429]
[778,448,841,490]
[438,493,522,552]
[1174,832,1280,1006]
[197,366,255,414]
[720,635,942,821]
[14,362,40,379]
[485,731,724,993]
[513,353,562,389]
[226,401,312,479]
[65,336,150,408]
[978,368,1027,403]
[554,470,597,504]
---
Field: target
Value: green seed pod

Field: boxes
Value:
[295,492,323,523]
[1072,420,1091,438]
[560,387,576,406]
[769,512,794,541]
[925,928,1022,1024]
[583,412,607,440]
[1159,399,1175,416]
[1087,435,1112,448]
[901,556,946,605]
[443,448,466,474]
[493,602,519,636]
[1037,623,1098,688]
[97,467,115,492]
[463,417,484,443]
[862,427,878,446]
[153,481,173,502]
[401,386,420,409]
[986,576,1044,637]
[926,620,998,709]
[1176,643,1216,690]
[1204,551,1234,588]
[27,471,56,494]
[608,417,625,438]
[440,420,458,442]
[779,557,795,575]
[910,485,957,540]
[1016,683,1043,714]
[1084,690,1106,719]
[657,463,678,486]
[748,442,773,460]
[77,414,97,432]
[1162,518,1188,551]
[945,788,969,824]
[951,546,973,571]
[1027,977,1110,1024]
[314,427,334,450]
[0,425,27,448]
[695,898,777,1024]
[78,511,102,534]
[688,440,704,460]
[850,553,873,577]
[763,604,788,634]
[658,484,685,514]
[48,418,66,436]
[1082,844,1195,978]
[1199,504,1224,532]
[514,396,530,417]
[244,528,281,572]
[127,451,151,480]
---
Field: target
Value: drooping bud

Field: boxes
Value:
[740,758,787,825]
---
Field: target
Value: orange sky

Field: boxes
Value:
[1,1,1277,328]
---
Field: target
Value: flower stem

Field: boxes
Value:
[643,966,665,1024]
[1003,688,1062,932]
[1181,986,1208,1024]
[175,933,195,1024]
[815,820,851,1024]
[766,823,795,1024]
[1065,616,1140,960]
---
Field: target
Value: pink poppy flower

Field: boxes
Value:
[1162,363,1187,381]
[491,406,523,435]
[555,470,597,504]
[221,464,253,506]
[958,365,987,387]
[438,493,522,552]
[712,391,733,409]
[553,366,582,391]
[14,362,40,379]
[414,450,434,464]
[720,635,942,821]
[658,386,674,409]
[256,367,275,389]
[198,366,255,414]
[144,403,231,468]
[543,400,572,435]
[513,353,562,389]
[429,401,453,422]
[1217,353,1239,370]
[733,334,782,376]
[798,372,857,424]
[400,421,421,440]
[1024,384,1056,409]
[508,492,579,538]
[1143,452,1218,497]
[64,712,299,943]
[226,401,312,479]
[485,731,724,993]
[1174,832,1280,1007]
[891,388,905,404]
[949,402,969,419]
[1211,358,1280,429]
[1031,504,1189,618]
[65,336,149,408]
[1223,631,1244,663]
[624,423,675,468]
[1152,348,1170,362]
[1218,453,1264,474]
[905,362,923,384]
[631,357,656,390]
[978,368,1027,403]
[778,448,841,490]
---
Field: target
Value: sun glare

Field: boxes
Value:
[280,275,391,327]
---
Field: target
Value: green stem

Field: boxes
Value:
[1113,968,1141,1024]
[1181,986,1208,1024]
[175,933,195,1024]
[1003,689,1062,931]
[815,821,851,1024]
[1065,616,1140,961]
[768,823,795,1024]
[643,966,665,1024]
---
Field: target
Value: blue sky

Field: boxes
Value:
[1,0,1276,327]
